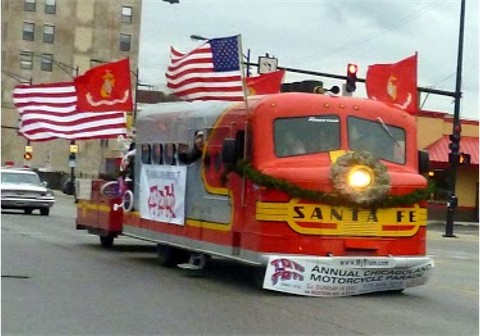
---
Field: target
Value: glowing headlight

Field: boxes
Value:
[347,165,374,191]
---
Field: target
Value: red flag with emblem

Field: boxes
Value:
[74,58,133,112]
[245,70,285,96]
[366,54,418,114]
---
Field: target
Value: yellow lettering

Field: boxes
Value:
[367,210,378,222]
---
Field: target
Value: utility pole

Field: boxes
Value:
[444,0,466,237]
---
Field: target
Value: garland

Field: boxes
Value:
[223,158,434,209]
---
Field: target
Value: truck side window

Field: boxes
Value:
[152,144,163,165]
[164,143,177,165]
[141,144,151,164]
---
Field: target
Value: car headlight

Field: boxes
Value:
[347,165,374,191]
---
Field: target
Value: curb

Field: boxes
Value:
[428,221,478,227]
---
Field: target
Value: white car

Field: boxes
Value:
[1,168,55,216]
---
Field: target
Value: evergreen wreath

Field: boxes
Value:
[330,151,391,204]
[222,155,434,209]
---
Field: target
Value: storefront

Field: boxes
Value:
[417,111,479,221]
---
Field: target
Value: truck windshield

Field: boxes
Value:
[348,116,406,164]
[274,115,340,157]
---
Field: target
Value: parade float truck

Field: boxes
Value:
[76,92,434,297]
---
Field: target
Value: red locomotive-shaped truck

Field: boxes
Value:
[76,92,434,296]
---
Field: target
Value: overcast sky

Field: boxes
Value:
[139,0,479,120]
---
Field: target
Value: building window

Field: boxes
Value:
[20,51,34,70]
[43,25,55,43]
[45,0,56,14]
[23,22,35,41]
[121,6,132,24]
[24,0,36,12]
[120,34,131,51]
[41,54,53,72]
[100,139,109,148]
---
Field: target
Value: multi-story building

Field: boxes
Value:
[1,0,142,180]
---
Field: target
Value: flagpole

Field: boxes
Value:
[70,65,79,199]
[237,34,250,208]
[237,34,250,105]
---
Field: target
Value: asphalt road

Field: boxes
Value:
[1,192,478,336]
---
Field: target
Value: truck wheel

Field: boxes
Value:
[40,208,50,216]
[24,208,33,215]
[100,236,114,248]
[157,244,188,267]
[252,266,266,290]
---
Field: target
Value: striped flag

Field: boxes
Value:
[165,35,245,101]
[13,82,127,142]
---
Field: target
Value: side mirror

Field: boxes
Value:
[41,181,48,187]
[222,138,238,165]
[418,150,430,175]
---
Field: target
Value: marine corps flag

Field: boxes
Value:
[366,54,418,114]
[74,58,133,112]
[245,70,285,96]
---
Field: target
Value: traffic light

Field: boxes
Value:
[69,144,78,154]
[24,152,32,160]
[459,153,471,165]
[448,123,461,154]
[346,63,358,93]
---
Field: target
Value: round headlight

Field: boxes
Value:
[347,165,374,191]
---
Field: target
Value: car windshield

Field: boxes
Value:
[1,172,41,185]
[274,115,340,157]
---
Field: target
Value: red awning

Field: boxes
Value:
[425,135,479,166]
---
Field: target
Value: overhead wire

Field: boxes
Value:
[285,0,447,65]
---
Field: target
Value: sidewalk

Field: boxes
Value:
[428,220,478,227]
[427,220,479,235]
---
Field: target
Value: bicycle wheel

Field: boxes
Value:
[100,181,121,198]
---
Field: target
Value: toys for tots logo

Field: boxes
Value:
[270,258,305,285]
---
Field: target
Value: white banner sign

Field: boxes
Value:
[139,164,187,225]
[75,178,92,200]
[263,256,434,297]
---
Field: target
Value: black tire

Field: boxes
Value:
[157,244,189,267]
[252,266,267,289]
[40,208,50,216]
[24,208,33,215]
[388,289,405,294]
[100,236,114,248]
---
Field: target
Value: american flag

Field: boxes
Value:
[13,82,127,142]
[165,35,245,101]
